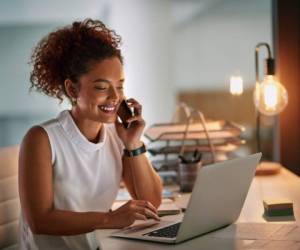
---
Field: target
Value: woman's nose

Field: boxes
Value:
[108,86,120,102]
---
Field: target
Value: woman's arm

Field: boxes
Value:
[122,146,163,208]
[19,126,111,235]
[19,127,159,235]
[115,98,163,208]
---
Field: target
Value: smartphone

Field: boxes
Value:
[117,99,133,128]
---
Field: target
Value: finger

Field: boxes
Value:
[127,101,141,108]
[126,116,144,124]
[134,212,147,221]
[136,200,158,214]
[130,201,160,220]
[126,98,139,105]
[130,200,157,214]
[136,207,160,221]
[127,102,142,116]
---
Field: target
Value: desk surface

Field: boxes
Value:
[95,167,300,250]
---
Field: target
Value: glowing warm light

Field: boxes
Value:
[230,76,243,95]
[263,84,277,110]
[253,75,288,116]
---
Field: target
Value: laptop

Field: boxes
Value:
[111,153,262,244]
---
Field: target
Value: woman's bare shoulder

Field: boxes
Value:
[20,126,51,158]
[23,126,49,144]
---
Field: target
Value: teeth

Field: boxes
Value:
[99,105,116,112]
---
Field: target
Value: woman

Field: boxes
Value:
[18,19,162,250]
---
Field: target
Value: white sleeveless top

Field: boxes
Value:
[19,110,124,250]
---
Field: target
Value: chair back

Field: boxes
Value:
[0,145,20,249]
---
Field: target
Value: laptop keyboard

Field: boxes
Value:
[144,222,181,238]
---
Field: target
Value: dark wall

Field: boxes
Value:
[275,0,300,175]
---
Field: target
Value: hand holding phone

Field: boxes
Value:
[117,99,134,129]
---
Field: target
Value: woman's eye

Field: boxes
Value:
[94,87,107,91]
[117,86,124,90]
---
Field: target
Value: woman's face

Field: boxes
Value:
[74,57,125,123]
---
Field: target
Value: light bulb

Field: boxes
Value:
[253,75,288,116]
[230,76,243,95]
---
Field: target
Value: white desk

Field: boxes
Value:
[95,168,300,249]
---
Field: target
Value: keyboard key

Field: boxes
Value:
[144,223,181,238]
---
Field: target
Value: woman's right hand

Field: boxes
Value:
[105,200,161,229]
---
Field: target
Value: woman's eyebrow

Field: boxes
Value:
[92,78,125,83]
[92,78,110,83]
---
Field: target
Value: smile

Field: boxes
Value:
[98,105,117,113]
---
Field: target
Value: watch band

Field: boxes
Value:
[123,143,146,157]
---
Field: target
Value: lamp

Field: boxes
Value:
[254,42,288,174]
[254,43,288,116]
[230,76,243,96]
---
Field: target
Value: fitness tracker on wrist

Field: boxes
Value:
[123,143,146,157]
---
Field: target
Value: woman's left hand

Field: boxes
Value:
[115,98,145,150]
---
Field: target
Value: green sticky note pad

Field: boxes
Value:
[263,199,294,217]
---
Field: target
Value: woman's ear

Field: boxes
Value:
[64,79,78,103]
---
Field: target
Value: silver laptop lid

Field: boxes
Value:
[176,153,262,243]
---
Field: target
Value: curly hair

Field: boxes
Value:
[29,18,123,102]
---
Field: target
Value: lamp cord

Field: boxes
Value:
[256,112,261,153]
[254,43,272,156]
